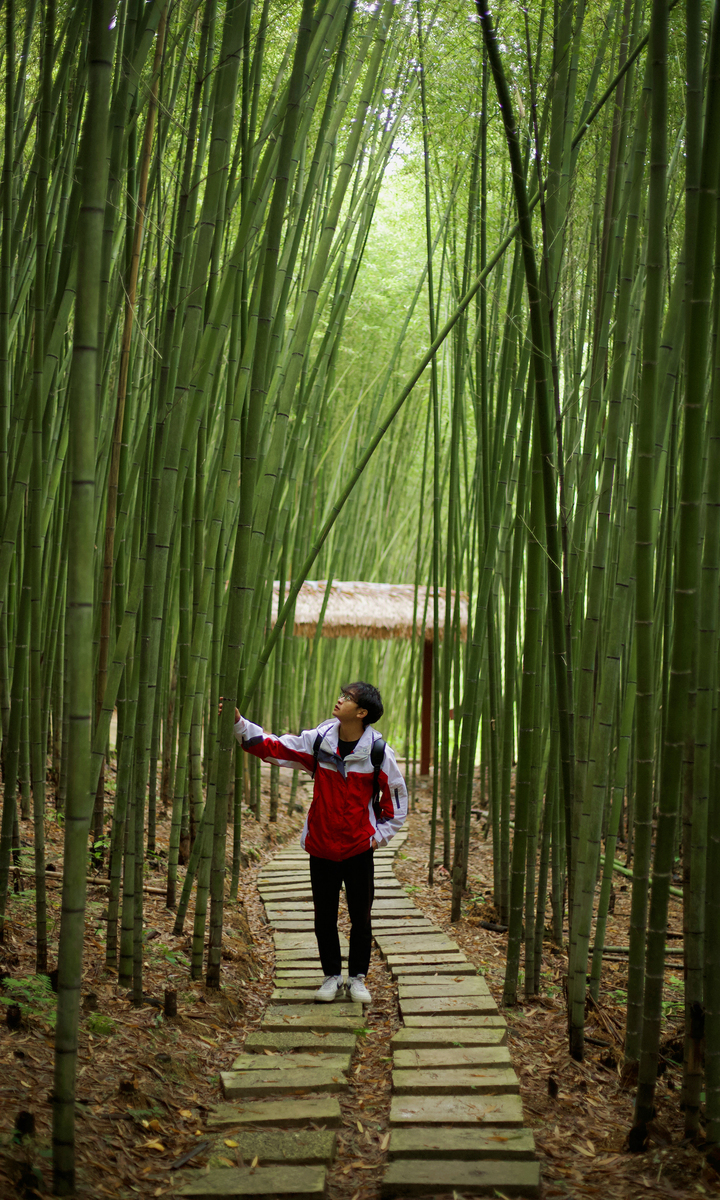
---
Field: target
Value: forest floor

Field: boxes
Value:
[0,765,717,1200]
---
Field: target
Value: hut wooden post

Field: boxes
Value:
[420,638,433,775]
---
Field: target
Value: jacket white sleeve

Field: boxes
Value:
[233,715,318,774]
[372,742,408,848]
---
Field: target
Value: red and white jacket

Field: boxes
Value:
[234,716,408,862]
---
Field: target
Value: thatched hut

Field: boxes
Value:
[272,581,468,773]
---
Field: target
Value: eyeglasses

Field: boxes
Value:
[337,692,357,705]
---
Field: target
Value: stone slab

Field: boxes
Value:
[386,952,466,967]
[398,979,491,998]
[380,1160,540,1198]
[376,935,457,954]
[391,1026,507,1049]
[275,934,348,949]
[208,1096,342,1128]
[387,1126,535,1161]
[211,1129,336,1165]
[373,901,420,912]
[373,924,434,935]
[392,1066,518,1095]
[178,1165,326,1197]
[259,885,312,894]
[270,923,317,932]
[261,891,311,899]
[271,988,335,1003]
[275,968,326,976]
[265,902,315,912]
[393,1046,511,1070]
[261,1006,366,1032]
[222,1067,348,1098]
[274,951,325,962]
[391,962,474,976]
[389,1093,524,1126]
[373,917,433,927]
[404,1014,506,1028]
[258,874,310,881]
[400,995,498,1017]
[272,978,324,990]
[230,1052,351,1073]
[244,1031,356,1053]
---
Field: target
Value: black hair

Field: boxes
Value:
[342,681,383,727]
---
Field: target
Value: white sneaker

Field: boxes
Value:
[346,975,371,1004]
[314,974,343,1003]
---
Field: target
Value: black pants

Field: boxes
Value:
[309,848,374,978]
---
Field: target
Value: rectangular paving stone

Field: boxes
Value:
[259,869,311,878]
[380,1160,540,1197]
[391,1026,507,1049]
[273,977,323,989]
[244,1031,356,1053]
[376,935,457,954]
[374,916,433,925]
[271,988,330,1003]
[387,1125,535,1161]
[404,1014,506,1028]
[373,923,434,934]
[391,962,474,976]
[389,1093,524,1126]
[208,1096,342,1128]
[373,901,420,912]
[178,1164,326,1197]
[265,902,315,912]
[263,891,312,900]
[275,967,325,975]
[222,1066,348,1098]
[259,883,312,892]
[392,1066,519,1095]
[387,952,467,967]
[230,1052,351,1073]
[274,934,329,949]
[270,923,317,932]
[398,979,492,998]
[393,1046,511,1070]
[211,1129,336,1165]
[274,950,325,961]
[258,876,311,886]
[400,995,498,1017]
[261,1006,366,1032]
[272,962,325,973]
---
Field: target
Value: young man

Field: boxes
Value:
[233,682,407,1004]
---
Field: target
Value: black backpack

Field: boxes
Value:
[311,729,386,822]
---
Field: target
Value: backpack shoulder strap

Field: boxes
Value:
[309,729,321,777]
[370,737,385,800]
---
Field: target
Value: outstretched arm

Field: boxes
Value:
[233,714,319,775]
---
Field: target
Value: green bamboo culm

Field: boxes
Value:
[634,0,720,1134]
[52,2,114,1192]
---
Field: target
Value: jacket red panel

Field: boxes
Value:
[235,716,408,862]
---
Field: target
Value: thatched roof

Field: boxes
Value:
[271,581,468,642]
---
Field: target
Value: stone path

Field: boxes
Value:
[178,833,538,1198]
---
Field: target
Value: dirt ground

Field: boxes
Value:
[0,765,717,1199]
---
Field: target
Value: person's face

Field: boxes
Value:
[332,690,368,724]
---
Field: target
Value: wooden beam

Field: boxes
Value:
[420,639,432,775]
